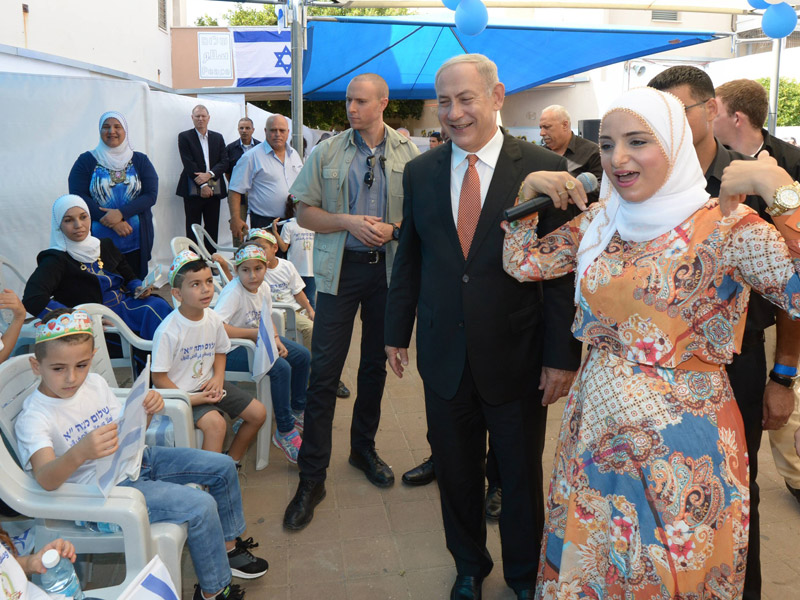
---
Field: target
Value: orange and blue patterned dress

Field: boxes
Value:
[503,199,800,599]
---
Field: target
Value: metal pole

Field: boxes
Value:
[768,36,783,135]
[290,0,304,155]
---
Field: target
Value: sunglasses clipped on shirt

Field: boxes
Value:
[364,155,387,189]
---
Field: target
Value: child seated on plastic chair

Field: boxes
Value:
[14,309,269,600]
[151,251,267,466]
[214,243,311,464]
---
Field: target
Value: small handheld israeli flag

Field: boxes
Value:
[253,298,279,380]
[118,555,179,600]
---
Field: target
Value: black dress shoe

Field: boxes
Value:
[402,456,436,486]
[450,575,482,600]
[283,479,326,530]
[485,486,501,521]
[786,481,800,505]
[336,380,351,398]
[349,448,395,487]
[516,590,535,600]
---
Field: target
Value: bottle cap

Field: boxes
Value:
[42,549,61,569]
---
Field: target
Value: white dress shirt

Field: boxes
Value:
[195,129,214,177]
[449,127,505,225]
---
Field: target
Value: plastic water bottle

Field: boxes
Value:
[40,549,85,600]
[74,520,121,533]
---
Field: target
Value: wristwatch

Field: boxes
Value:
[769,369,797,388]
[392,223,401,241]
[767,181,800,217]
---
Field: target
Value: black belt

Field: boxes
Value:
[343,249,385,264]
[741,329,765,349]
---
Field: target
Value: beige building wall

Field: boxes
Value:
[171,27,235,90]
[0,0,175,85]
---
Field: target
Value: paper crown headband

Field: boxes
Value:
[247,229,277,245]
[35,310,93,344]
[234,244,267,265]
[169,249,204,285]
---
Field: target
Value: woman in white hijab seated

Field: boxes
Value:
[502,87,800,598]
[68,111,158,279]
[22,195,171,342]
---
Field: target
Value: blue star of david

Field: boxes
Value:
[274,46,292,74]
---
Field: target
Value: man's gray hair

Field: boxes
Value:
[238,117,254,125]
[266,114,289,129]
[435,54,499,96]
[542,105,571,127]
[192,104,209,115]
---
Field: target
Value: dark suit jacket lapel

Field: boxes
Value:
[433,143,464,260]
[466,133,521,265]
[189,130,207,171]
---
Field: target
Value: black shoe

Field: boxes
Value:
[786,481,800,505]
[228,536,269,579]
[192,583,245,600]
[349,448,395,487]
[450,575,482,600]
[485,486,501,521]
[402,456,436,486]
[516,590,535,600]
[283,479,326,530]
[336,380,351,398]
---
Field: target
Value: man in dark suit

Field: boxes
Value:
[176,104,229,250]
[225,117,260,245]
[385,54,582,600]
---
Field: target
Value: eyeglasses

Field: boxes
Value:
[684,99,711,113]
[364,155,386,189]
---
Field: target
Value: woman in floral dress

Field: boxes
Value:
[502,87,800,599]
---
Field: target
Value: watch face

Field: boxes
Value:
[778,187,800,209]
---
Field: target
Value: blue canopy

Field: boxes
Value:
[301,17,726,100]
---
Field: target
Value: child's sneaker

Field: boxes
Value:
[293,411,304,435]
[272,428,302,464]
[228,536,269,579]
[192,583,245,600]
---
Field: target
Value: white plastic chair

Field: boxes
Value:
[0,355,189,598]
[191,223,237,260]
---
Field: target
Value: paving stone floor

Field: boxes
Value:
[93,322,800,599]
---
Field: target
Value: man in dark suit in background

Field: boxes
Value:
[225,117,260,245]
[384,54,582,600]
[176,104,229,250]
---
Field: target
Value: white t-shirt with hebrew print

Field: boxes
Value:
[214,278,273,329]
[14,373,122,487]
[264,258,305,312]
[280,218,315,277]
[151,309,232,393]
[0,543,50,600]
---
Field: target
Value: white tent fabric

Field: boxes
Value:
[0,72,243,298]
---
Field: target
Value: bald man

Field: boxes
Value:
[539,105,602,204]
[228,114,304,239]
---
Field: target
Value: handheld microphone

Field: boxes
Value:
[504,172,599,222]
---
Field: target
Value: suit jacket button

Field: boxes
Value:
[462,275,469,283]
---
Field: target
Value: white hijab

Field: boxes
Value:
[575,87,710,302]
[50,195,101,264]
[91,111,134,171]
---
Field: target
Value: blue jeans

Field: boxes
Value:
[302,276,317,310]
[227,336,310,433]
[120,446,245,594]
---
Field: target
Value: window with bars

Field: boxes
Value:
[158,0,167,31]
[652,10,679,22]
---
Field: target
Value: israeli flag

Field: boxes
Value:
[253,298,279,380]
[232,29,292,87]
[118,555,179,600]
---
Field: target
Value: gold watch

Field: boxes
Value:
[767,181,800,217]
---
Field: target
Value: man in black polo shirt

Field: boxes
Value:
[650,66,800,600]
[225,117,261,245]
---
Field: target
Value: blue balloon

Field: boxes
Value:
[748,0,770,9]
[455,0,488,36]
[762,2,798,39]
[442,0,461,10]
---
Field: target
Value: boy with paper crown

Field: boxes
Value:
[214,243,311,463]
[151,250,266,463]
[14,309,269,600]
